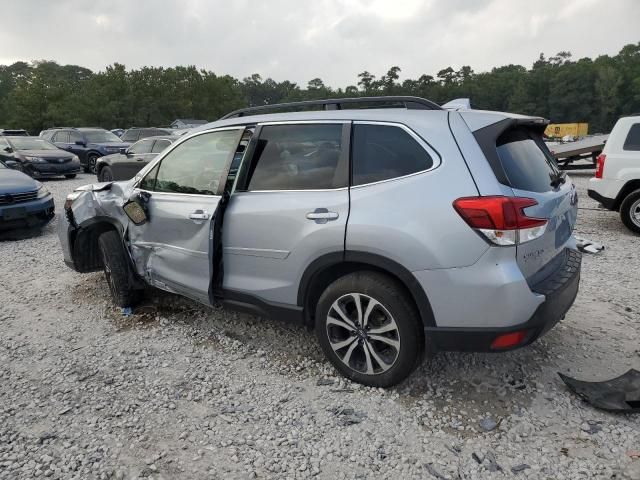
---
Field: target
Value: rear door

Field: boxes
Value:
[495,126,578,281]
[129,127,245,303]
[222,122,350,306]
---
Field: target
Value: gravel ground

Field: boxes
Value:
[1,171,639,480]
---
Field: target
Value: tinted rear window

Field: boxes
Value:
[623,123,640,151]
[351,124,433,186]
[496,128,562,193]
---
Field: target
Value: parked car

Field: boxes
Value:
[96,136,176,182]
[120,127,174,143]
[0,129,29,136]
[0,159,54,233]
[0,136,81,179]
[588,115,640,233]
[41,128,130,173]
[58,96,581,387]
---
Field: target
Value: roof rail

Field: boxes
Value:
[220,96,442,120]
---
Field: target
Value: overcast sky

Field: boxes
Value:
[1,0,638,86]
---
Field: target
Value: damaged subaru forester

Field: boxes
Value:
[59,97,581,387]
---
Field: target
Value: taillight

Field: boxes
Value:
[453,196,548,246]
[595,154,606,179]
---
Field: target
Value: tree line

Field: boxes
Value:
[0,42,638,135]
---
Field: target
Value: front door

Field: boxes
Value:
[129,127,245,303]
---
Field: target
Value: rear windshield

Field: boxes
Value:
[496,128,562,193]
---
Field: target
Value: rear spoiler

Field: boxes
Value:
[442,98,471,111]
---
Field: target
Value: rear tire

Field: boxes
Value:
[98,166,114,182]
[315,271,425,388]
[65,174,77,179]
[620,189,640,234]
[98,230,142,307]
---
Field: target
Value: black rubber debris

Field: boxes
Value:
[558,369,640,413]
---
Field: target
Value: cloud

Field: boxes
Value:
[0,0,638,86]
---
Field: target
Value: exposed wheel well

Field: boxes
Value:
[72,220,119,273]
[300,254,435,332]
[615,180,640,210]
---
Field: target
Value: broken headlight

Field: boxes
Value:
[63,191,84,210]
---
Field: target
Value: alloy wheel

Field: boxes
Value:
[326,293,401,375]
[631,198,640,228]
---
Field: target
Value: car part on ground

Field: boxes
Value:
[559,370,640,413]
[58,96,581,387]
[575,236,605,254]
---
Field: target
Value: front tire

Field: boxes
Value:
[315,272,424,388]
[98,230,142,307]
[620,189,640,234]
[98,166,114,182]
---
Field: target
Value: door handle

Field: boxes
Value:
[306,208,339,224]
[189,210,209,220]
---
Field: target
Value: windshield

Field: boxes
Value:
[9,137,60,151]
[83,130,121,143]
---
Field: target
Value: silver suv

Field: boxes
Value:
[59,97,581,387]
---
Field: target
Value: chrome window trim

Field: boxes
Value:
[350,120,442,189]
[136,188,222,199]
[257,120,350,126]
[234,187,349,194]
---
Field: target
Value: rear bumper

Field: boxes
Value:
[429,248,581,352]
[587,189,616,210]
[0,196,55,231]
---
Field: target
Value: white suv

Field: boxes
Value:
[588,115,640,233]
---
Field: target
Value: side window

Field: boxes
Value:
[148,129,243,195]
[69,131,83,143]
[151,139,171,153]
[121,130,139,142]
[54,131,69,143]
[623,123,640,151]
[139,163,159,191]
[247,124,345,191]
[129,139,155,154]
[351,124,433,186]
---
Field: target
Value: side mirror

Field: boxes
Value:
[122,191,151,225]
[122,148,130,155]
[3,146,13,153]
[75,141,86,146]
[4,159,18,169]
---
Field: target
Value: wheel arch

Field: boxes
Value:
[71,216,124,273]
[614,179,640,210]
[298,251,436,329]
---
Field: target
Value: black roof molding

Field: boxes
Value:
[221,96,443,120]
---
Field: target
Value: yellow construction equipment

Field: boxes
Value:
[544,123,589,139]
